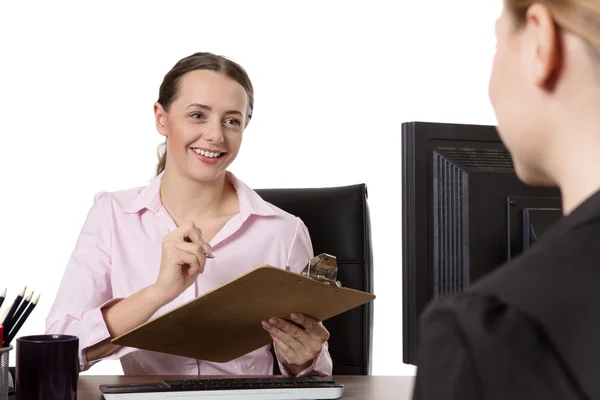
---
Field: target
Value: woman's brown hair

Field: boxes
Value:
[155,52,254,176]
[505,0,600,52]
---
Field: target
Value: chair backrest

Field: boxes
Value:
[255,184,374,375]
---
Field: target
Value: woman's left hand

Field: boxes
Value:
[262,313,329,373]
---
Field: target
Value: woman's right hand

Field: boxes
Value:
[153,221,213,304]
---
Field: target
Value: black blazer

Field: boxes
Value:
[413,190,600,400]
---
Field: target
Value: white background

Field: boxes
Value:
[0,0,501,376]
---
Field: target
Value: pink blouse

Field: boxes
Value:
[45,171,333,377]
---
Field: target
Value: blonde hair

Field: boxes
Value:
[506,0,600,53]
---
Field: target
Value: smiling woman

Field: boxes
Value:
[44,52,333,378]
[154,53,254,178]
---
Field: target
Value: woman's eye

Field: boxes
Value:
[225,118,241,127]
[190,112,206,119]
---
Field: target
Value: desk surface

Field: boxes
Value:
[77,375,415,399]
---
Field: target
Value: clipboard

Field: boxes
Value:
[111,254,375,363]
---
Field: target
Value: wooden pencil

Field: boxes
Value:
[5,295,39,346]
[0,288,6,310]
[10,292,32,331]
[0,302,11,325]
[2,287,25,340]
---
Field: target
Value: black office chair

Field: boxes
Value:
[255,184,374,376]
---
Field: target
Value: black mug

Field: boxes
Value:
[16,335,79,400]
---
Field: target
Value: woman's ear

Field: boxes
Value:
[525,4,562,89]
[154,102,168,137]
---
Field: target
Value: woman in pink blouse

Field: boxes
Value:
[45,52,333,377]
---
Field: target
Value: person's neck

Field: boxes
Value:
[551,117,600,215]
[159,168,232,223]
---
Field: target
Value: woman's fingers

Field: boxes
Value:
[171,242,205,274]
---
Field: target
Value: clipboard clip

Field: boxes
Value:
[288,253,342,287]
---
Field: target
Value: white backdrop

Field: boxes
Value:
[0,0,501,376]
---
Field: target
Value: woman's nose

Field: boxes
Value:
[203,120,225,144]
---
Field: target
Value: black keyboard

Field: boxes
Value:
[165,376,337,389]
[100,376,343,394]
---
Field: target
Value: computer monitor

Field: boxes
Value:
[401,121,563,365]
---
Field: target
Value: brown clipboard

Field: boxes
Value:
[111,254,375,363]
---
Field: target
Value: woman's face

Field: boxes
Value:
[488,6,555,185]
[155,69,249,182]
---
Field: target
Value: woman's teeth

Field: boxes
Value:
[192,148,222,158]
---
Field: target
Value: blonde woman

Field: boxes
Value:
[414,1,600,398]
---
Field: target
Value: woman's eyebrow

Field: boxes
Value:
[186,103,242,116]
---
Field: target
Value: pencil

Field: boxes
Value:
[2,287,25,340]
[5,295,39,346]
[10,292,32,331]
[0,288,6,310]
[0,300,13,325]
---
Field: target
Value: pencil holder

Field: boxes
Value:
[0,346,12,400]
